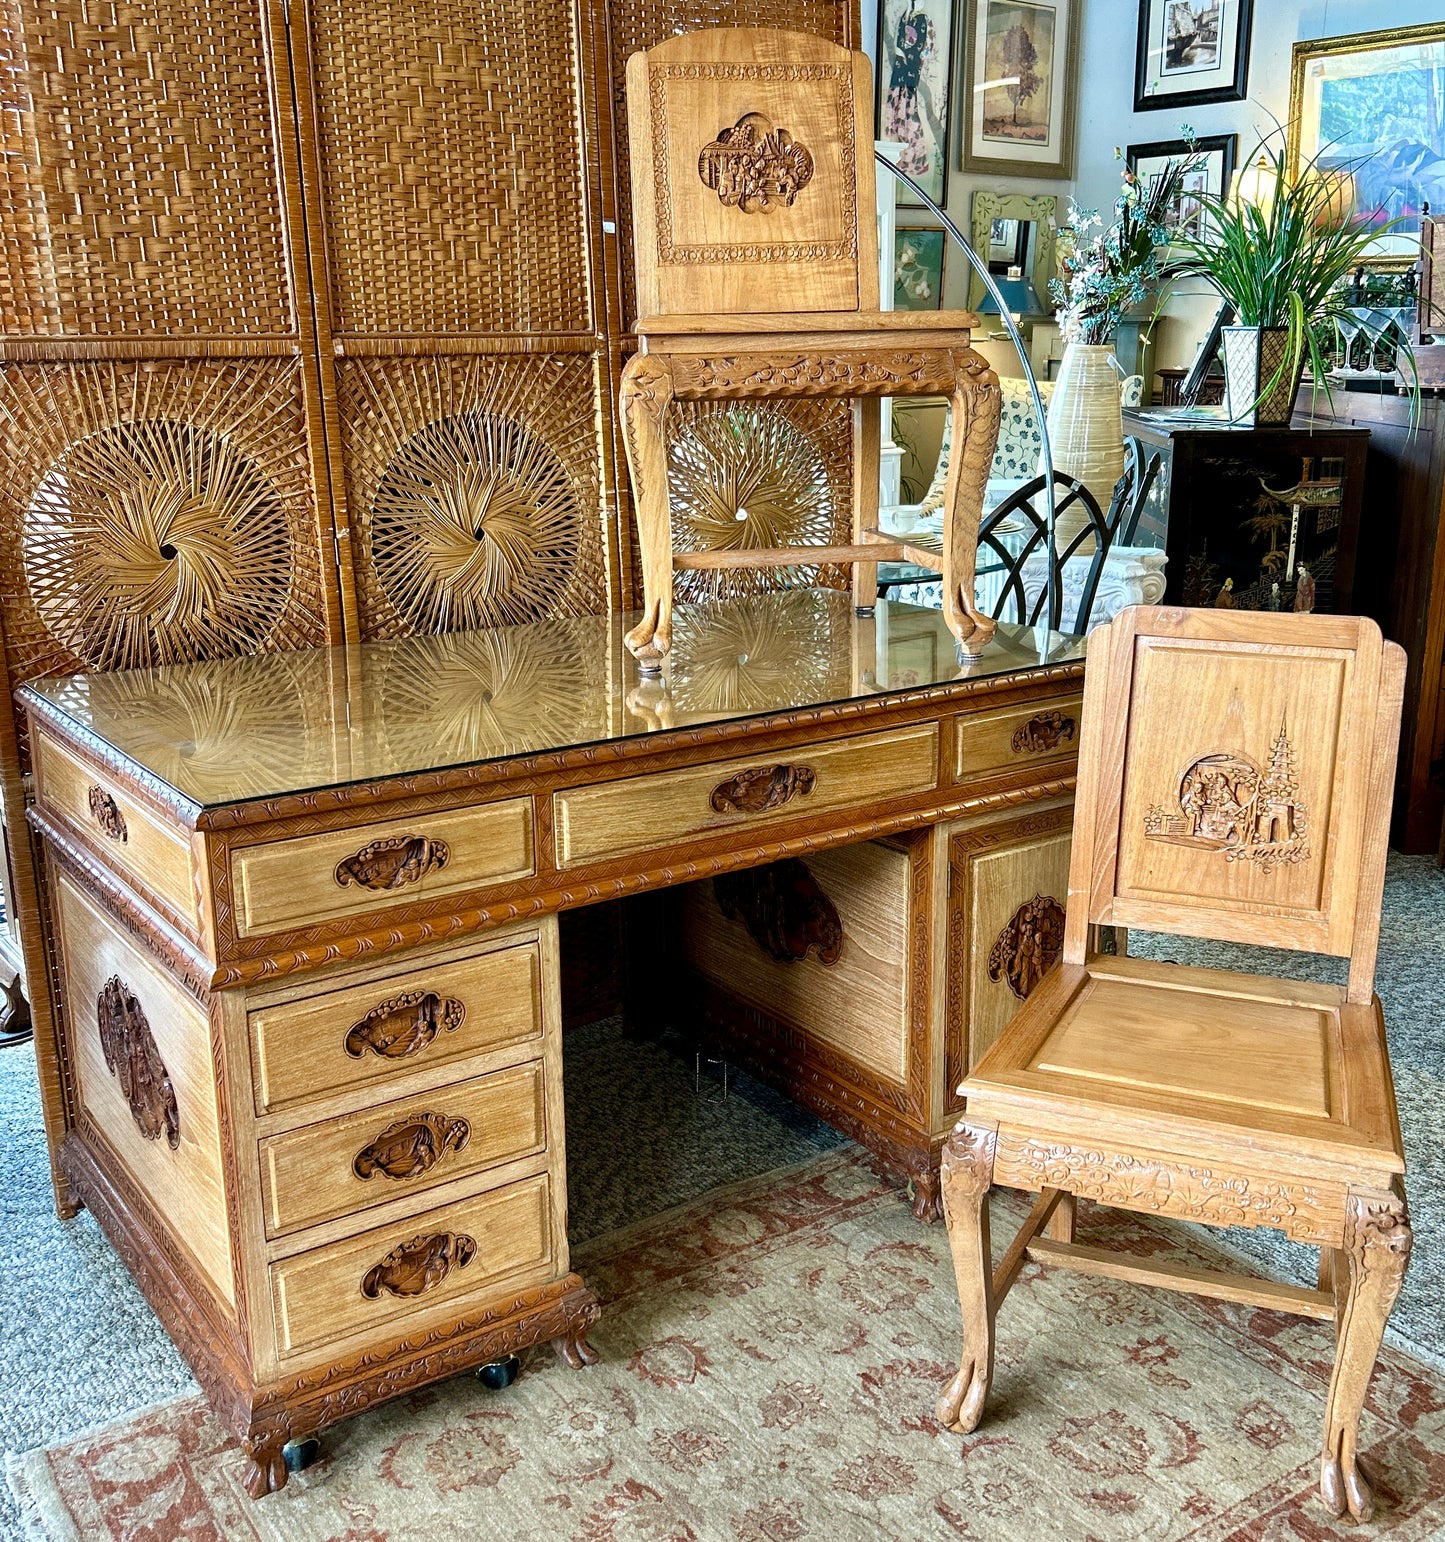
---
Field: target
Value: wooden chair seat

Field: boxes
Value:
[966,954,1403,1185]
[937,606,1412,1527]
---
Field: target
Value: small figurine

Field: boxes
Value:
[1214,578,1235,608]
[1268,582,1283,611]
[1294,565,1317,613]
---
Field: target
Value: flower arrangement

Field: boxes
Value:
[1052,149,1203,346]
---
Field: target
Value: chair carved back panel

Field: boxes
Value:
[1069,608,1400,974]
[626,28,877,320]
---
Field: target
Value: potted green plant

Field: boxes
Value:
[1048,152,1200,544]
[1169,138,1417,425]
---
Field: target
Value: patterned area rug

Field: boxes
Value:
[10,1148,1445,1541]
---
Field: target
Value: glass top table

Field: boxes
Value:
[21,589,1085,811]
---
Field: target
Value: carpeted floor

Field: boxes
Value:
[0,852,1440,1539]
[11,1148,1445,1539]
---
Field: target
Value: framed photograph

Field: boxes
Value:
[1290,23,1445,268]
[877,0,957,207]
[1134,0,1253,112]
[962,0,1079,181]
[893,227,946,310]
[1126,134,1236,245]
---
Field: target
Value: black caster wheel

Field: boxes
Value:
[476,1355,521,1390]
[282,1437,321,1474]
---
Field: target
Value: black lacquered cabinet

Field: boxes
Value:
[1123,408,1369,615]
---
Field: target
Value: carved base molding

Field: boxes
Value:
[59,1128,601,1497]
[990,1126,1346,1246]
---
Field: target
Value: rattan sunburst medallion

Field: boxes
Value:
[22,418,293,671]
[370,411,583,633]
[668,403,850,603]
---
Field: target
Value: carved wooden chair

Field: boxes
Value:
[938,605,1410,1526]
[620,27,1000,668]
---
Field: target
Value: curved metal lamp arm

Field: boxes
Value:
[874,150,1060,637]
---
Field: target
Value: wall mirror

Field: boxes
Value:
[968,191,1058,314]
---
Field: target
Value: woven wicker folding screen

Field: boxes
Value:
[0,0,340,684]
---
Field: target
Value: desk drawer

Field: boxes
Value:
[270,1171,554,1358]
[231,799,533,938]
[259,1061,546,1238]
[954,696,1083,783]
[249,940,542,1115]
[33,730,197,929]
[554,724,938,868]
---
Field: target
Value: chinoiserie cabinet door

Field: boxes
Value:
[941,796,1074,1125]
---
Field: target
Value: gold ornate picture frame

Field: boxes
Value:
[1289,22,1445,271]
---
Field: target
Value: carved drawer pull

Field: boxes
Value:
[710,764,816,814]
[97,976,179,1149]
[334,834,449,892]
[1010,710,1077,755]
[360,1230,476,1300]
[344,990,467,1061]
[87,785,128,843]
[353,1111,471,1181]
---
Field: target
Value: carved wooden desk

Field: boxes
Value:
[19,590,1084,1495]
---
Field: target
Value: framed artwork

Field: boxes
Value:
[1290,23,1445,268]
[962,0,1078,181]
[877,0,957,206]
[1126,134,1236,244]
[1134,0,1253,112]
[894,227,946,310]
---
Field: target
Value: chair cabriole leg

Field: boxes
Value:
[935,1121,997,1435]
[1319,1189,1412,1524]
[620,352,676,669]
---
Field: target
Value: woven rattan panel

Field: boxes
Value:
[306,0,591,337]
[607,0,854,331]
[0,0,295,337]
[670,400,853,604]
[341,354,610,638]
[0,360,329,681]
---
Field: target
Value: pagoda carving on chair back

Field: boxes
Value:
[620,27,1001,669]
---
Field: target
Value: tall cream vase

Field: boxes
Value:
[1043,341,1124,552]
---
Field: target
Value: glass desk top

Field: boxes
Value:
[22,590,1085,811]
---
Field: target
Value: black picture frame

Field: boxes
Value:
[1125,132,1237,243]
[1133,0,1253,113]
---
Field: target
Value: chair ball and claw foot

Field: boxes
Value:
[934,607,1413,1525]
[1320,1190,1413,1524]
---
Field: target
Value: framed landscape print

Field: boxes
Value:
[1127,134,1236,244]
[893,228,946,309]
[1134,0,1253,112]
[877,0,957,206]
[1290,23,1445,268]
[962,0,1078,180]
